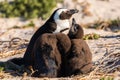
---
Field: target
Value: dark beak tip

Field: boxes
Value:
[70,9,79,14]
[74,9,79,13]
[72,18,75,22]
[73,9,79,13]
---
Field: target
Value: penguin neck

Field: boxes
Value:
[54,19,70,34]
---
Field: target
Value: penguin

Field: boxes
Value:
[68,18,84,39]
[66,18,92,76]
[23,8,79,67]
[31,33,71,77]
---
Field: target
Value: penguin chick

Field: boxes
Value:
[31,33,71,78]
[23,8,79,67]
[56,33,71,77]
[31,33,60,77]
[56,33,71,54]
[66,18,92,76]
[68,18,84,39]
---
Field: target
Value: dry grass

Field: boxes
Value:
[81,18,120,33]
[87,54,119,79]
[0,37,28,58]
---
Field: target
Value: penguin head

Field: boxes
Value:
[53,8,79,20]
[51,8,79,34]
[68,18,84,39]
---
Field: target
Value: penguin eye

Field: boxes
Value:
[59,11,66,19]
[61,11,64,14]
[74,25,78,32]
[65,11,69,14]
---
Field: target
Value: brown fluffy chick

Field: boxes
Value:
[66,18,92,76]
[31,33,71,77]
[68,18,84,39]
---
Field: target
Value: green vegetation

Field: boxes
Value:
[108,17,120,27]
[10,21,35,29]
[0,67,4,72]
[83,33,100,40]
[0,0,58,20]
[23,21,35,28]
[100,76,114,80]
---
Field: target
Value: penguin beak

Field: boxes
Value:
[71,18,77,32]
[59,9,79,20]
[67,9,79,15]
[68,18,77,37]
[72,18,76,26]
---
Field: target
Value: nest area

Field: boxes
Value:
[0,35,119,79]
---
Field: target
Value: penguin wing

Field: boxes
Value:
[45,22,57,33]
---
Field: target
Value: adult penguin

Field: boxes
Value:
[23,8,79,67]
[66,18,92,76]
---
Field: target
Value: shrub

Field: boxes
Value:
[0,0,58,20]
[100,76,114,80]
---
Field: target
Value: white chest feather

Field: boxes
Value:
[53,20,70,34]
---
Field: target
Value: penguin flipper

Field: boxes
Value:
[9,57,24,66]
